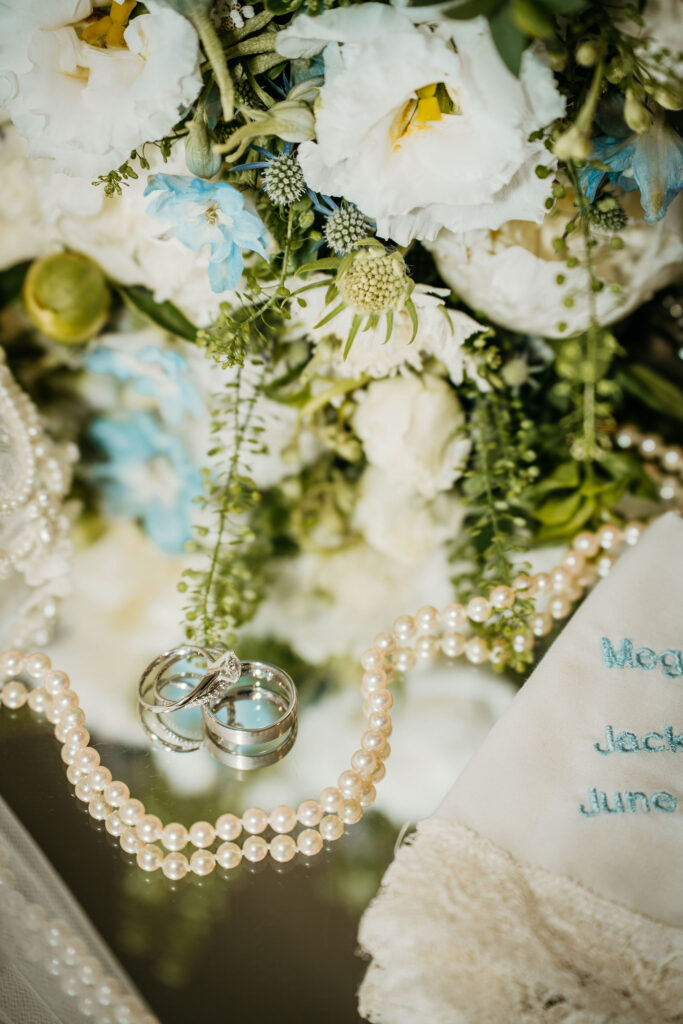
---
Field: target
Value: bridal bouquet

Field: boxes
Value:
[0,0,682,692]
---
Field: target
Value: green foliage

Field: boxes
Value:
[117,285,198,343]
[91,138,183,196]
[617,363,683,424]
[0,262,29,308]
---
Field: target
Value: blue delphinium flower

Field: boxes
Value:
[144,175,268,292]
[84,344,204,428]
[580,120,683,224]
[89,412,202,556]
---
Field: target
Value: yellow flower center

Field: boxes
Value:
[391,82,459,150]
[80,1,137,49]
[205,202,220,225]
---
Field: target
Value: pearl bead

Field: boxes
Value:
[597,524,622,550]
[137,845,163,873]
[189,821,215,848]
[441,602,466,630]
[341,798,363,825]
[663,445,683,471]
[44,670,70,696]
[215,813,241,841]
[319,815,344,842]
[216,842,242,869]
[415,605,439,632]
[241,808,268,835]
[394,648,416,672]
[361,669,387,693]
[549,595,572,620]
[136,815,163,844]
[28,688,51,713]
[489,642,508,665]
[512,633,533,654]
[25,653,51,680]
[624,521,644,545]
[66,764,84,785]
[119,799,145,827]
[466,596,491,623]
[75,779,95,802]
[269,835,296,863]
[52,690,79,714]
[366,689,393,712]
[359,783,377,808]
[64,726,89,749]
[512,574,536,594]
[297,800,322,827]
[550,567,572,593]
[441,633,465,658]
[337,770,362,798]
[350,749,377,776]
[561,549,585,573]
[74,747,100,772]
[392,615,416,642]
[105,812,124,837]
[120,829,141,856]
[88,797,110,821]
[597,553,614,577]
[566,583,583,602]
[190,849,216,875]
[639,434,662,458]
[465,637,488,664]
[573,531,599,556]
[490,585,515,609]
[361,729,385,752]
[88,767,112,792]
[367,711,392,734]
[378,740,391,760]
[2,681,28,709]
[242,836,268,863]
[162,852,188,880]
[103,782,129,808]
[0,650,23,677]
[577,563,599,588]
[533,572,551,594]
[268,806,297,834]
[60,709,85,730]
[373,632,396,654]
[297,829,323,857]
[531,612,552,637]
[415,635,439,660]
[161,823,188,852]
[319,787,343,814]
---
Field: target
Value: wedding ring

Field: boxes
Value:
[137,646,241,715]
[203,720,298,771]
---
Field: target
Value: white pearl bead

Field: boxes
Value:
[216,842,242,869]
[27,687,51,713]
[74,747,100,772]
[549,595,572,620]
[360,648,384,671]
[268,806,297,834]
[25,652,51,680]
[52,690,79,714]
[441,602,466,630]
[190,849,216,875]
[119,799,145,827]
[373,631,396,656]
[415,605,438,632]
[241,808,268,835]
[44,670,70,696]
[66,764,84,785]
[367,711,391,735]
[88,767,112,792]
[597,524,622,550]
[550,567,572,593]
[297,800,322,827]
[75,779,95,802]
[561,549,585,573]
[319,815,344,842]
[297,829,323,857]
[624,520,644,545]
[319,787,343,814]
[341,798,363,825]
[393,648,416,672]
[533,572,551,595]
[577,563,599,587]
[189,821,215,848]
[2,681,28,709]
[350,749,377,776]
[337,770,362,798]
[466,596,492,623]
[596,553,614,577]
[361,669,387,694]
[120,829,141,855]
[0,650,24,677]
[573,531,599,556]
[359,783,377,808]
[465,637,488,664]
[490,585,515,609]
[269,834,296,863]
[513,573,536,593]
[161,823,188,852]
[531,612,552,637]
[511,633,533,654]
[639,434,662,458]
[392,615,416,642]
[103,782,129,808]
[64,726,89,749]
[489,642,508,665]
[215,813,241,841]
[137,845,163,873]
[242,836,268,863]
[59,709,85,731]
[366,690,393,714]
[441,633,465,658]
[136,815,163,844]
[162,852,188,880]
[88,797,110,821]
[415,635,439,660]
[361,729,385,752]
[105,812,124,837]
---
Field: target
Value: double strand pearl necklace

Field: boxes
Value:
[0,515,652,881]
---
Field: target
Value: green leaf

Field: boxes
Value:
[511,0,555,38]
[531,459,580,498]
[314,300,345,330]
[405,298,419,344]
[617,364,683,423]
[297,257,340,276]
[384,309,394,345]
[440,0,503,18]
[541,0,587,13]
[488,6,529,75]
[0,261,30,308]
[533,489,582,525]
[343,314,363,360]
[535,496,594,541]
[117,285,198,343]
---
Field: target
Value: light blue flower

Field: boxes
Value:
[580,120,683,223]
[144,174,268,292]
[84,344,204,428]
[89,412,202,555]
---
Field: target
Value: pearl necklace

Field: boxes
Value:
[0,514,653,881]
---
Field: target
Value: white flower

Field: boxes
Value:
[0,122,56,270]
[0,0,201,178]
[353,374,470,499]
[430,192,683,337]
[354,467,464,563]
[276,4,565,245]
[294,280,483,383]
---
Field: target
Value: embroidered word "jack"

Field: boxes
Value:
[595,725,683,754]
[601,637,683,677]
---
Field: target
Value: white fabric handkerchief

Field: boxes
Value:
[358,513,683,1023]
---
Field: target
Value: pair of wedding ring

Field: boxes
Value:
[137,646,298,770]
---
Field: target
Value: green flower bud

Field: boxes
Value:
[605,62,625,84]
[185,116,222,179]
[553,124,592,161]
[511,0,555,40]
[652,84,683,110]
[575,41,601,67]
[23,252,110,344]
[624,89,652,133]
[547,48,567,72]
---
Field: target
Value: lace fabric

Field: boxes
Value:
[358,817,683,1024]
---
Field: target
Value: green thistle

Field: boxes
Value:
[263,153,306,207]
[588,197,628,232]
[324,204,371,255]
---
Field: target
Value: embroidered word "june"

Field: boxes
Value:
[601,637,683,677]
[595,725,683,754]
[578,788,678,817]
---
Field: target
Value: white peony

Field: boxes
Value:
[430,192,683,338]
[354,467,464,563]
[294,280,483,383]
[353,374,471,499]
[276,4,565,245]
[0,121,56,270]
[0,0,201,178]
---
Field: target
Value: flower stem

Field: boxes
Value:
[192,8,234,123]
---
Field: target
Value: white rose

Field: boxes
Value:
[277,4,565,245]
[430,192,683,338]
[354,467,464,563]
[353,374,471,499]
[0,0,201,178]
[294,279,483,383]
[0,122,58,269]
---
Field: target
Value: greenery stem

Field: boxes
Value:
[192,8,235,122]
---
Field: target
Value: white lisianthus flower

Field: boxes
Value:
[294,279,484,383]
[0,0,202,178]
[276,4,565,245]
[354,467,464,563]
[353,374,471,499]
[430,192,683,338]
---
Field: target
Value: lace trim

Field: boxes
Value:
[357,817,683,1024]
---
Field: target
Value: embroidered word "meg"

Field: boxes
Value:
[601,637,683,677]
